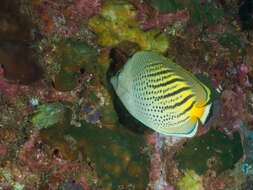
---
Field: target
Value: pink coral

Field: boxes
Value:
[146,133,162,182]
[67,0,102,19]
[18,129,54,170]
[238,64,251,87]
[16,129,93,189]
[209,178,225,190]
[150,152,162,181]
[165,186,175,190]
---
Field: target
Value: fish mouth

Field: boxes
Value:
[110,75,118,89]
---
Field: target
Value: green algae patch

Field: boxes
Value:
[31,102,72,130]
[150,0,180,13]
[66,122,150,189]
[88,0,169,53]
[40,117,150,189]
[213,33,246,56]
[1,168,24,190]
[54,39,99,91]
[175,128,243,175]
[177,170,205,190]
[150,0,223,24]
[55,70,77,91]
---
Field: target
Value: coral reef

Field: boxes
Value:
[88,0,169,53]
[129,0,189,31]
[177,170,205,190]
[0,0,252,189]
[31,102,72,130]
[58,179,85,190]
[40,121,150,189]
[53,39,99,91]
[0,0,43,85]
[175,128,243,175]
[30,0,102,38]
[241,176,253,190]
[240,121,253,174]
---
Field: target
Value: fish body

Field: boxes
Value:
[110,51,212,137]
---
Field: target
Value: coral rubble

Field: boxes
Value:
[0,0,252,189]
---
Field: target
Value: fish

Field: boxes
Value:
[110,51,213,137]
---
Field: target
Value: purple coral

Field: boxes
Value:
[58,179,85,190]
[83,106,92,114]
[87,110,102,122]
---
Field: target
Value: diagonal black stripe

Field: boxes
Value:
[177,100,196,118]
[145,62,162,68]
[156,86,191,101]
[149,74,175,84]
[151,78,185,89]
[173,115,189,125]
[147,69,173,77]
[163,94,195,110]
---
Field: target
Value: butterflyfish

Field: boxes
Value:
[110,51,213,137]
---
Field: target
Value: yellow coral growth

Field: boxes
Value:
[88,0,169,53]
[177,170,205,190]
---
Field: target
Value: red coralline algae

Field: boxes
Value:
[37,85,73,103]
[0,68,18,99]
[15,129,93,189]
[0,143,7,156]
[209,179,226,190]
[205,24,223,34]
[150,152,162,181]
[203,171,226,190]
[128,0,189,30]
[165,186,175,190]
[221,89,244,128]
[67,0,102,19]
[219,62,252,129]
[32,0,102,37]
[146,133,162,182]
[0,0,252,189]
[18,130,52,170]
[238,64,252,87]
[202,36,229,53]
[140,10,189,31]
[146,132,181,189]
[187,30,253,132]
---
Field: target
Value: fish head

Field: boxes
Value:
[110,67,133,105]
[110,69,124,92]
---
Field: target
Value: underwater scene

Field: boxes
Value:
[0,0,252,189]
